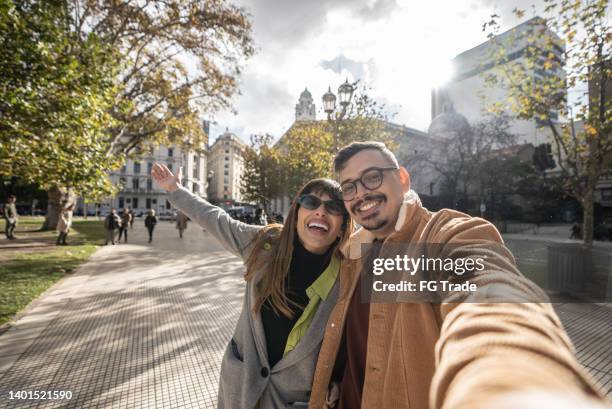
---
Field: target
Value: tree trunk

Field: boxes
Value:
[42,186,77,230]
[582,186,594,245]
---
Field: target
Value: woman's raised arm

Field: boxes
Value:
[151,163,263,259]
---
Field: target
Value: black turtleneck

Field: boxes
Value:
[261,238,333,367]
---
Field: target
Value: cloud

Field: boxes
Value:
[354,0,398,21]
[236,0,398,51]
[319,54,378,82]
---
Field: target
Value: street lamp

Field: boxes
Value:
[322,79,357,152]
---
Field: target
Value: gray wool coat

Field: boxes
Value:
[169,187,339,409]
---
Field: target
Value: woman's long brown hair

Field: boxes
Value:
[245,178,352,318]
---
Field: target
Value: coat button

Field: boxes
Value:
[261,367,269,377]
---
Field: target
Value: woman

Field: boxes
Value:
[176,211,188,238]
[151,163,351,409]
[56,202,74,245]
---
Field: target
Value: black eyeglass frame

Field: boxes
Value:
[339,166,399,201]
[298,194,344,216]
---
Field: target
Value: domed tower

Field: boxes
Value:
[295,88,316,122]
[427,101,471,138]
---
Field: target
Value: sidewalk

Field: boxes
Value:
[0,222,610,408]
[0,222,245,408]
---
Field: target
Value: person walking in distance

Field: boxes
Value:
[118,208,132,243]
[3,195,18,239]
[56,202,74,245]
[129,208,135,229]
[176,211,188,238]
[144,209,157,243]
[104,209,121,245]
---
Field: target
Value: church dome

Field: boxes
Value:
[300,88,312,99]
[428,110,471,138]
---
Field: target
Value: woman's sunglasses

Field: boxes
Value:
[298,194,344,216]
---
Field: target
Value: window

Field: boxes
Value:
[602,189,612,201]
[224,170,228,175]
[121,165,126,173]
[168,148,173,157]
[224,185,228,191]
[168,163,173,172]
[133,198,139,209]
[147,179,152,191]
[166,200,171,209]
[193,184,198,194]
[224,164,229,168]
[147,162,153,174]
[118,197,124,208]
[132,178,139,190]
[126,198,131,203]
[225,149,229,153]
[134,162,141,174]
[152,199,157,205]
[225,156,229,161]
[146,198,151,209]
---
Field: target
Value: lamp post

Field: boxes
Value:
[322,79,357,152]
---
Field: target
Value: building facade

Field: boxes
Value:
[207,130,247,205]
[431,17,565,146]
[96,145,208,216]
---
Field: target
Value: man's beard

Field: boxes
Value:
[351,193,388,232]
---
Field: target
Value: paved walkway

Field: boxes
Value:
[0,222,610,408]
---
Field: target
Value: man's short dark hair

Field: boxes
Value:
[334,141,399,173]
[8,195,16,200]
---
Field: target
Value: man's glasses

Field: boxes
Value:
[340,167,398,201]
[298,194,344,215]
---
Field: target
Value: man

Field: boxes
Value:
[3,195,18,239]
[144,209,157,243]
[118,208,132,243]
[104,209,121,245]
[308,142,604,409]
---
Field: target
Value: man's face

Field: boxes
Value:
[337,149,410,239]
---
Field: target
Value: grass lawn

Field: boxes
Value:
[0,217,105,326]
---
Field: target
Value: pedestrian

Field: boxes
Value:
[129,208,135,229]
[104,208,121,245]
[56,202,74,245]
[570,222,582,239]
[176,211,188,238]
[152,163,351,408]
[118,208,132,243]
[3,195,18,239]
[144,209,157,243]
[307,141,604,408]
[254,208,267,225]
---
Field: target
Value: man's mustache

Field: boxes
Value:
[351,193,387,214]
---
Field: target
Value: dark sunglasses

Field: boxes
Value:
[298,194,344,216]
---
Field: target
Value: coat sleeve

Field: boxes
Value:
[425,211,605,409]
[169,187,263,259]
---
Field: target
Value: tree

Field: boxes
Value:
[0,0,123,227]
[415,114,517,210]
[277,84,398,197]
[241,134,282,210]
[1,0,255,229]
[483,0,611,244]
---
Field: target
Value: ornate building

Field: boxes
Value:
[295,88,316,121]
[206,129,246,206]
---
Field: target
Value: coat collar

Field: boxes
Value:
[340,189,422,260]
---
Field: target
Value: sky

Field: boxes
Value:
[207,0,548,144]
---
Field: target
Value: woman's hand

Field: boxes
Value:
[151,163,182,193]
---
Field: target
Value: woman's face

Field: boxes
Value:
[295,191,344,254]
